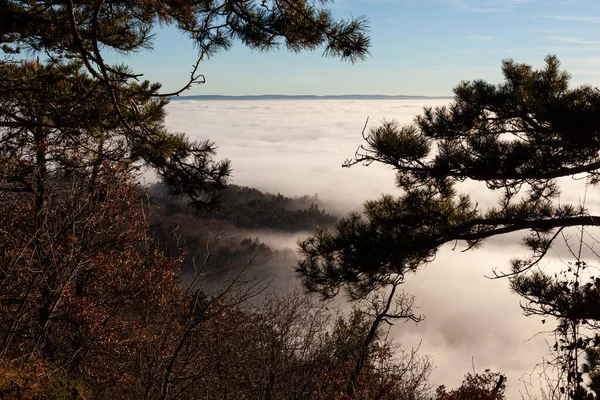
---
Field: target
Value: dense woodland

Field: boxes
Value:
[3,0,600,399]
[150,183,337,232]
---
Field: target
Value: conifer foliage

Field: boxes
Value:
[298,56,600,299]
[1,0,370,205]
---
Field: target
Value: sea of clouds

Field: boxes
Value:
[164,99,600,398]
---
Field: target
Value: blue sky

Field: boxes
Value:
[126,0,600,96]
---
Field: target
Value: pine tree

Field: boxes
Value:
[298,56,600,299]
[1,0,370,206]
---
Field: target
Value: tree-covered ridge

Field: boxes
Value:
[148,184,337,281]
[151,183,338,231]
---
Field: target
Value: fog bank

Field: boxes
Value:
[165,99,600,397]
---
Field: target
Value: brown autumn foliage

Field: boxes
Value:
[0,61,434,397]
[0,149,434,398]
[434,370,506,400]
[0,61,434,399]
[135,289,433,400]
[0,161,179,395]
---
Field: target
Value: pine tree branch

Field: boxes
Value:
[450,215,600,242]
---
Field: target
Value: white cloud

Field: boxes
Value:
[441,0,534,12]
[543,14,600,22]
[547,36,600,45]
[531,28,571,34]
[466,35,497,40]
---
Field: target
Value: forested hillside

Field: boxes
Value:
[150,183,337,231]
[147,184,335,283]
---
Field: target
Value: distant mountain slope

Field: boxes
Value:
[170,94,452,100]
[149,184,337,232]
[148,184,336,278]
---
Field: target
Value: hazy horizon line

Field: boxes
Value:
[171,94,454,100]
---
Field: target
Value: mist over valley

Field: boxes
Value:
[160,98,590,397]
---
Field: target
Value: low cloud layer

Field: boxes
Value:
[165,99,449,213]
[165,98,600,397]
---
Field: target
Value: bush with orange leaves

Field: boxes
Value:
[0,359,91,399]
